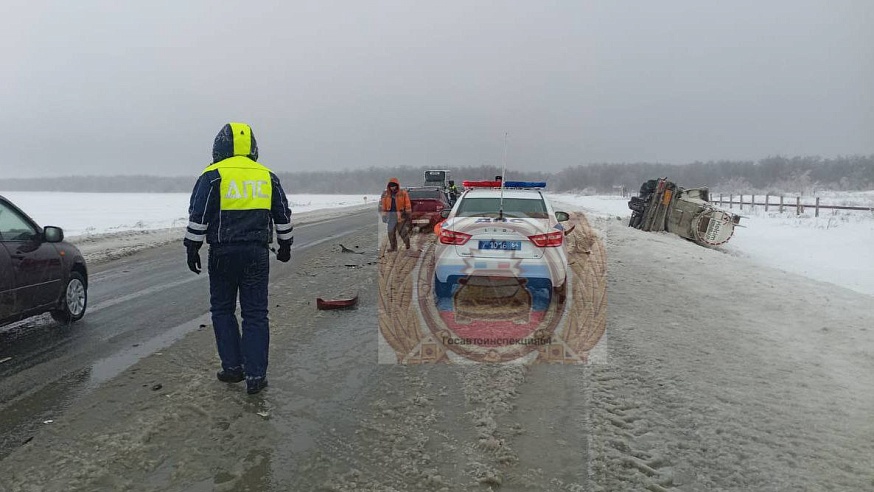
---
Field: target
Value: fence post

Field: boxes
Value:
[719,193,723,205]
[729,194,733,209]
[779,195,784,213]
[765,194,769,212]
[796,196,801,215]
[751,194,755,211]
[739,194,743,210]
[815,197,820,217]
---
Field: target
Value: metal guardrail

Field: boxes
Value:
[710,194,874,217]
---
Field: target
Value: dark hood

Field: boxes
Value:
[212,122,259,163]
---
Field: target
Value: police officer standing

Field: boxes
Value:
[184,122,293,395]
[447,180,459,206]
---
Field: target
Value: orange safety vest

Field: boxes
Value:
[380,178,411,219]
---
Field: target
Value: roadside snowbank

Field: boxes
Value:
[70,203,374,265]
[723,210,874,297]
[548,194,631,219]
[551,192,874,297]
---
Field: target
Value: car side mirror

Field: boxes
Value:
[44,226,64,243]
[440,210,450,219]
[554,211,570,222]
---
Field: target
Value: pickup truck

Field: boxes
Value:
[407,186,451,232]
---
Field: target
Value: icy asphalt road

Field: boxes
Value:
[0,209,372,459]
[1,210,873,491]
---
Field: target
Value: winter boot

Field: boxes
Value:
[247,377,269,395]
[217,369,245,383]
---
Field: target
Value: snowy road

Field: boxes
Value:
[0,208,373,461]
[587,215,874,490]
[1,209,872,491]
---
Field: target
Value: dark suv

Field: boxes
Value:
[0,195,88,326]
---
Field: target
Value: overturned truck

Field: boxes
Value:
[628,178,741,247]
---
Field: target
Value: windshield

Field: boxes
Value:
[455,197,548,218]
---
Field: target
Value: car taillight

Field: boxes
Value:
[439,229,472,245]
[528,231,563,247]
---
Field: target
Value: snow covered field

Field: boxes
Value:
[550,192,874,297]
[0,192,379,237]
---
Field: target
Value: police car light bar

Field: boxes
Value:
[463,180,502,188]
[462,180,546,189]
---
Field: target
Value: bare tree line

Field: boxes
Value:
[2,155,872,194]
[555,155,874,195]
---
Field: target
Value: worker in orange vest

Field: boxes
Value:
[379,177,412,251]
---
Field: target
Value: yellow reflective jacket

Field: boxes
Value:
[184,123,293,247]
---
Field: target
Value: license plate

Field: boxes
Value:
[478,240,521,250]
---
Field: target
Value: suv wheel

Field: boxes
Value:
[52,272,87,324]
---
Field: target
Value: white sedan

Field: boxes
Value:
[433,186,570,312]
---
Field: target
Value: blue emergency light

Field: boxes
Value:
[462,180,547,189]
[504,181,546,189]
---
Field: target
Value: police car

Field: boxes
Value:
[433,181,570,313]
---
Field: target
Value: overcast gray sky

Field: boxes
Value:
[2,0,872,177]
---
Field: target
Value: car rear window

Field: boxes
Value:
[408,189,444,200]
[455,197,548,218]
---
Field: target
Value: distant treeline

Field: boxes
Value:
[2,155,872,194]
[554,155,874,194]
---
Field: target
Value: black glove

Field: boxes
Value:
[277,243,291,262]
[186,244,202,274]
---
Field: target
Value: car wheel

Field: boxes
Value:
[52,272,87,324]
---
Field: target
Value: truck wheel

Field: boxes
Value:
[52,272,88,324]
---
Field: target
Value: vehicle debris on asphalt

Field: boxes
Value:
[316,293,359,310]
[340,244,364,254]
